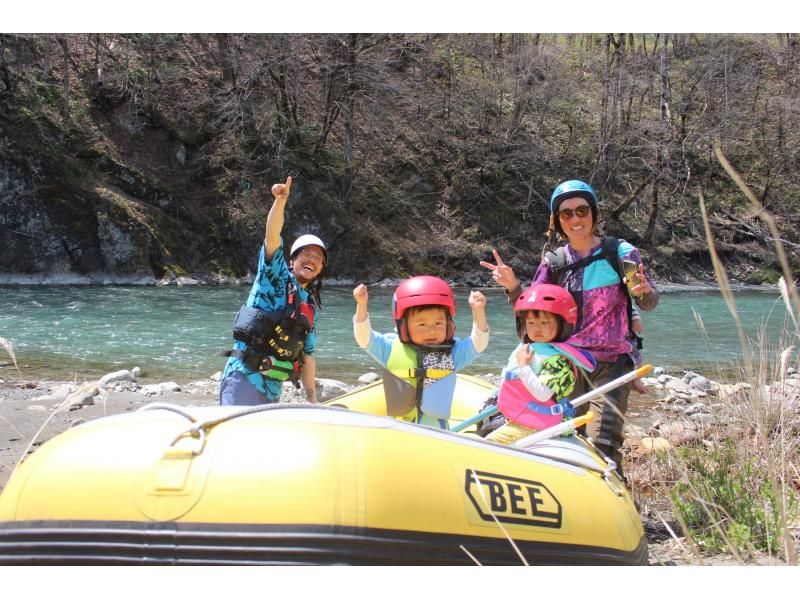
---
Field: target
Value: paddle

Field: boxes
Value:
[450,363,653,434]
[511,411,594,448]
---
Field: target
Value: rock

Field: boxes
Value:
[657,421,702,445]
[26,405,48,412]
[140,384,163,396]
[159,382,181,393]
[775,378,800,389]
[690,413,716,425]
[131,367,142,378]
[624,424,647,438]
[665,379,695,395]
[100,369,136,384]
[683,402,710,416]
[176,277,201,286]
[46,384,75,401]
[210,371,222,382]
[317,378,352,401]
[717,383,751,402]
[657,374,676,385]
[635,436,672,456]
[683,371,700,383]
[65,382,104,410]
[358,372,380,385]
[688,375,713,391]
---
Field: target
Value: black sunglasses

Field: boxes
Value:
[558,205,591,220]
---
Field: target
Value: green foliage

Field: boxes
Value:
[671,438,798,554]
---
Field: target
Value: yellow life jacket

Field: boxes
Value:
[383,339,455,419]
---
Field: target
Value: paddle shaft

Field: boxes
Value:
[451,364,652,434]
[512,411,594,448]
[567,364,652,410]
[450,404,498,433]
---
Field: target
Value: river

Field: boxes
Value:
[0,285,793,385]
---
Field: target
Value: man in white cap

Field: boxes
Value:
[220,176,327,405]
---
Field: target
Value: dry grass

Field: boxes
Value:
[629,145,800,564]
[0,337,20,374]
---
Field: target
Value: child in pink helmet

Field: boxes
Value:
[485,283,595,444]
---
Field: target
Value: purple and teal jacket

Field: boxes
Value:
[528,239,658,363]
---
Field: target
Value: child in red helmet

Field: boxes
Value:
[485,283,595,445]
[353,276,489,429]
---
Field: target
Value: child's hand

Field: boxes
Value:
[353,284,369,305]
[271,176,292,202]
[515,343,533,369]
[468,290,486,310]
[632,317,644,335]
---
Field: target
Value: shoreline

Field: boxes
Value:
[0,273,783,294]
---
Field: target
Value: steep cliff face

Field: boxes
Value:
[0,131,168,283]
[0,94,242,284]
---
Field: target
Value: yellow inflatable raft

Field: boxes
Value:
[0,376,647,565]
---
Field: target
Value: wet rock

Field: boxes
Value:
[210,371,222,382]
[652,367,666,377]
[176,277,201,286]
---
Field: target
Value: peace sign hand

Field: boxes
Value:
[479,249,519,291]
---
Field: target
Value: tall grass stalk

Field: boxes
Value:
[688,152,798,564]
[715,142,800,329]
[0,337,20,373]
[468,468,529,565]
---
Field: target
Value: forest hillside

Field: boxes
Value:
[1,33,799,285]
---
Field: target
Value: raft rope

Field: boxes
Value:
[137,402,325,455]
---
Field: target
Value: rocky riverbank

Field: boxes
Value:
[1,365,797,566]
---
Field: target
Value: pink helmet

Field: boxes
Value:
[514,284,577,342]
[392,276,456,343]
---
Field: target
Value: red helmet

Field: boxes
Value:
[392,276,456,343]
[514,284,577,342]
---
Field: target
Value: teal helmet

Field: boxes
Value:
[550,179,599,236]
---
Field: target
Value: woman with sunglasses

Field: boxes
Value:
[480,179,658,478]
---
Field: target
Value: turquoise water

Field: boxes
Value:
[0,285,793,384]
